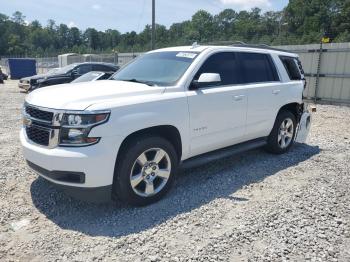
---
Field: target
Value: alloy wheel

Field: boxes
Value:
[130,148,171,197]
[278,118,294,149]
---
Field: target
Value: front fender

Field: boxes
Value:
[89,97,191,160]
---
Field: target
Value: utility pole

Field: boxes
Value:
[151,0,156,50]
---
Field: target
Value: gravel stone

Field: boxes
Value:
[0,80,349,261]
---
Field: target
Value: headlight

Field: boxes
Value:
[62,113,109,126]
[59,112,110,147]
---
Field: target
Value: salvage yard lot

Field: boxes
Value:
[0,80,349,261]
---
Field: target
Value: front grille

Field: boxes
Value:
[25,106,53,122]
[26,125,50,146]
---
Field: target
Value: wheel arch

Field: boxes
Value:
[278,102,303,122]
[115,125,183,166]
[112,125,182,204]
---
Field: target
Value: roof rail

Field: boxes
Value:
[203,41,290,53]
[205,40,236,45]
[229,42,290,53]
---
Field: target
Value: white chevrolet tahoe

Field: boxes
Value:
[21,44,312,206]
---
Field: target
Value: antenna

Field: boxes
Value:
[191,42,199,49]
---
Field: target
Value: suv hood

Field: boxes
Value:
[25,80,165,110]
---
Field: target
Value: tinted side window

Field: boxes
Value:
[280,56,302,80]
[195,52,241,86]
[77,64,92,75]
[93,64,114,72]
[239,53,279,84]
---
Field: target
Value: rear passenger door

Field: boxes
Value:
[187,52,248,156]
[237,52,282,140]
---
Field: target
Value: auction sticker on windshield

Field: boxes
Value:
[176,52,197,59]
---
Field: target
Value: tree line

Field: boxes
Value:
[0,0,349,57]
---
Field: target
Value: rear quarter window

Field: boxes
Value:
[279,56,303,81]
[238,53,279,84]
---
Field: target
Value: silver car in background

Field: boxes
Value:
[71,71,115,84]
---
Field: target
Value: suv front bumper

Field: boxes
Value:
[20,128,122,201]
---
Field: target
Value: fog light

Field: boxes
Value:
[59,128,100,146]
[68,129,83,139]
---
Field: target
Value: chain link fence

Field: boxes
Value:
[35,57,59,74]
[0,52,141,75]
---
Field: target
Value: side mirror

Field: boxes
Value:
[190,73,221,90]
[71,69,78,77]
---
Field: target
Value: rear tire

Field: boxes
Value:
[113,136,178,206]
[265,110,297,154]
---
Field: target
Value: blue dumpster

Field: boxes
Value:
[8,58,36,79]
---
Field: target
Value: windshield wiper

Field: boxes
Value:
[121,78,156,86]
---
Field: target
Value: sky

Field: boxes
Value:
[1,0,289,33]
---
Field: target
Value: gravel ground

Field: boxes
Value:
[0,80,349,262]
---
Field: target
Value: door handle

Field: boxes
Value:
[272,89,281,95]
[233,95,245,101]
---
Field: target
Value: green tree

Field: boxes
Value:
[215,9,237,40]
[30,20,42,29]
[84,28,100,50]
[189,10,216,43]
[7,34,24,54]
[168,22,187,45]
[285,0,345,43]
[67,27,82,48]
[11,11,25,25]
[1,3,350,56]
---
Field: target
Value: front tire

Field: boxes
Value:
[265,110,297,154]
[113,136,178,206]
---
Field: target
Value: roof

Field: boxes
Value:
[77,62,118,67]
[153,44,298,57]
[153,45,209,53]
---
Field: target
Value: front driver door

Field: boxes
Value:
[187,52,248,157]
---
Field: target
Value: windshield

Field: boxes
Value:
[112,51,199,86]
[72,71,104,83]
[54,64,77,75]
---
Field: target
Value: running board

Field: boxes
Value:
[180,138,267,169]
